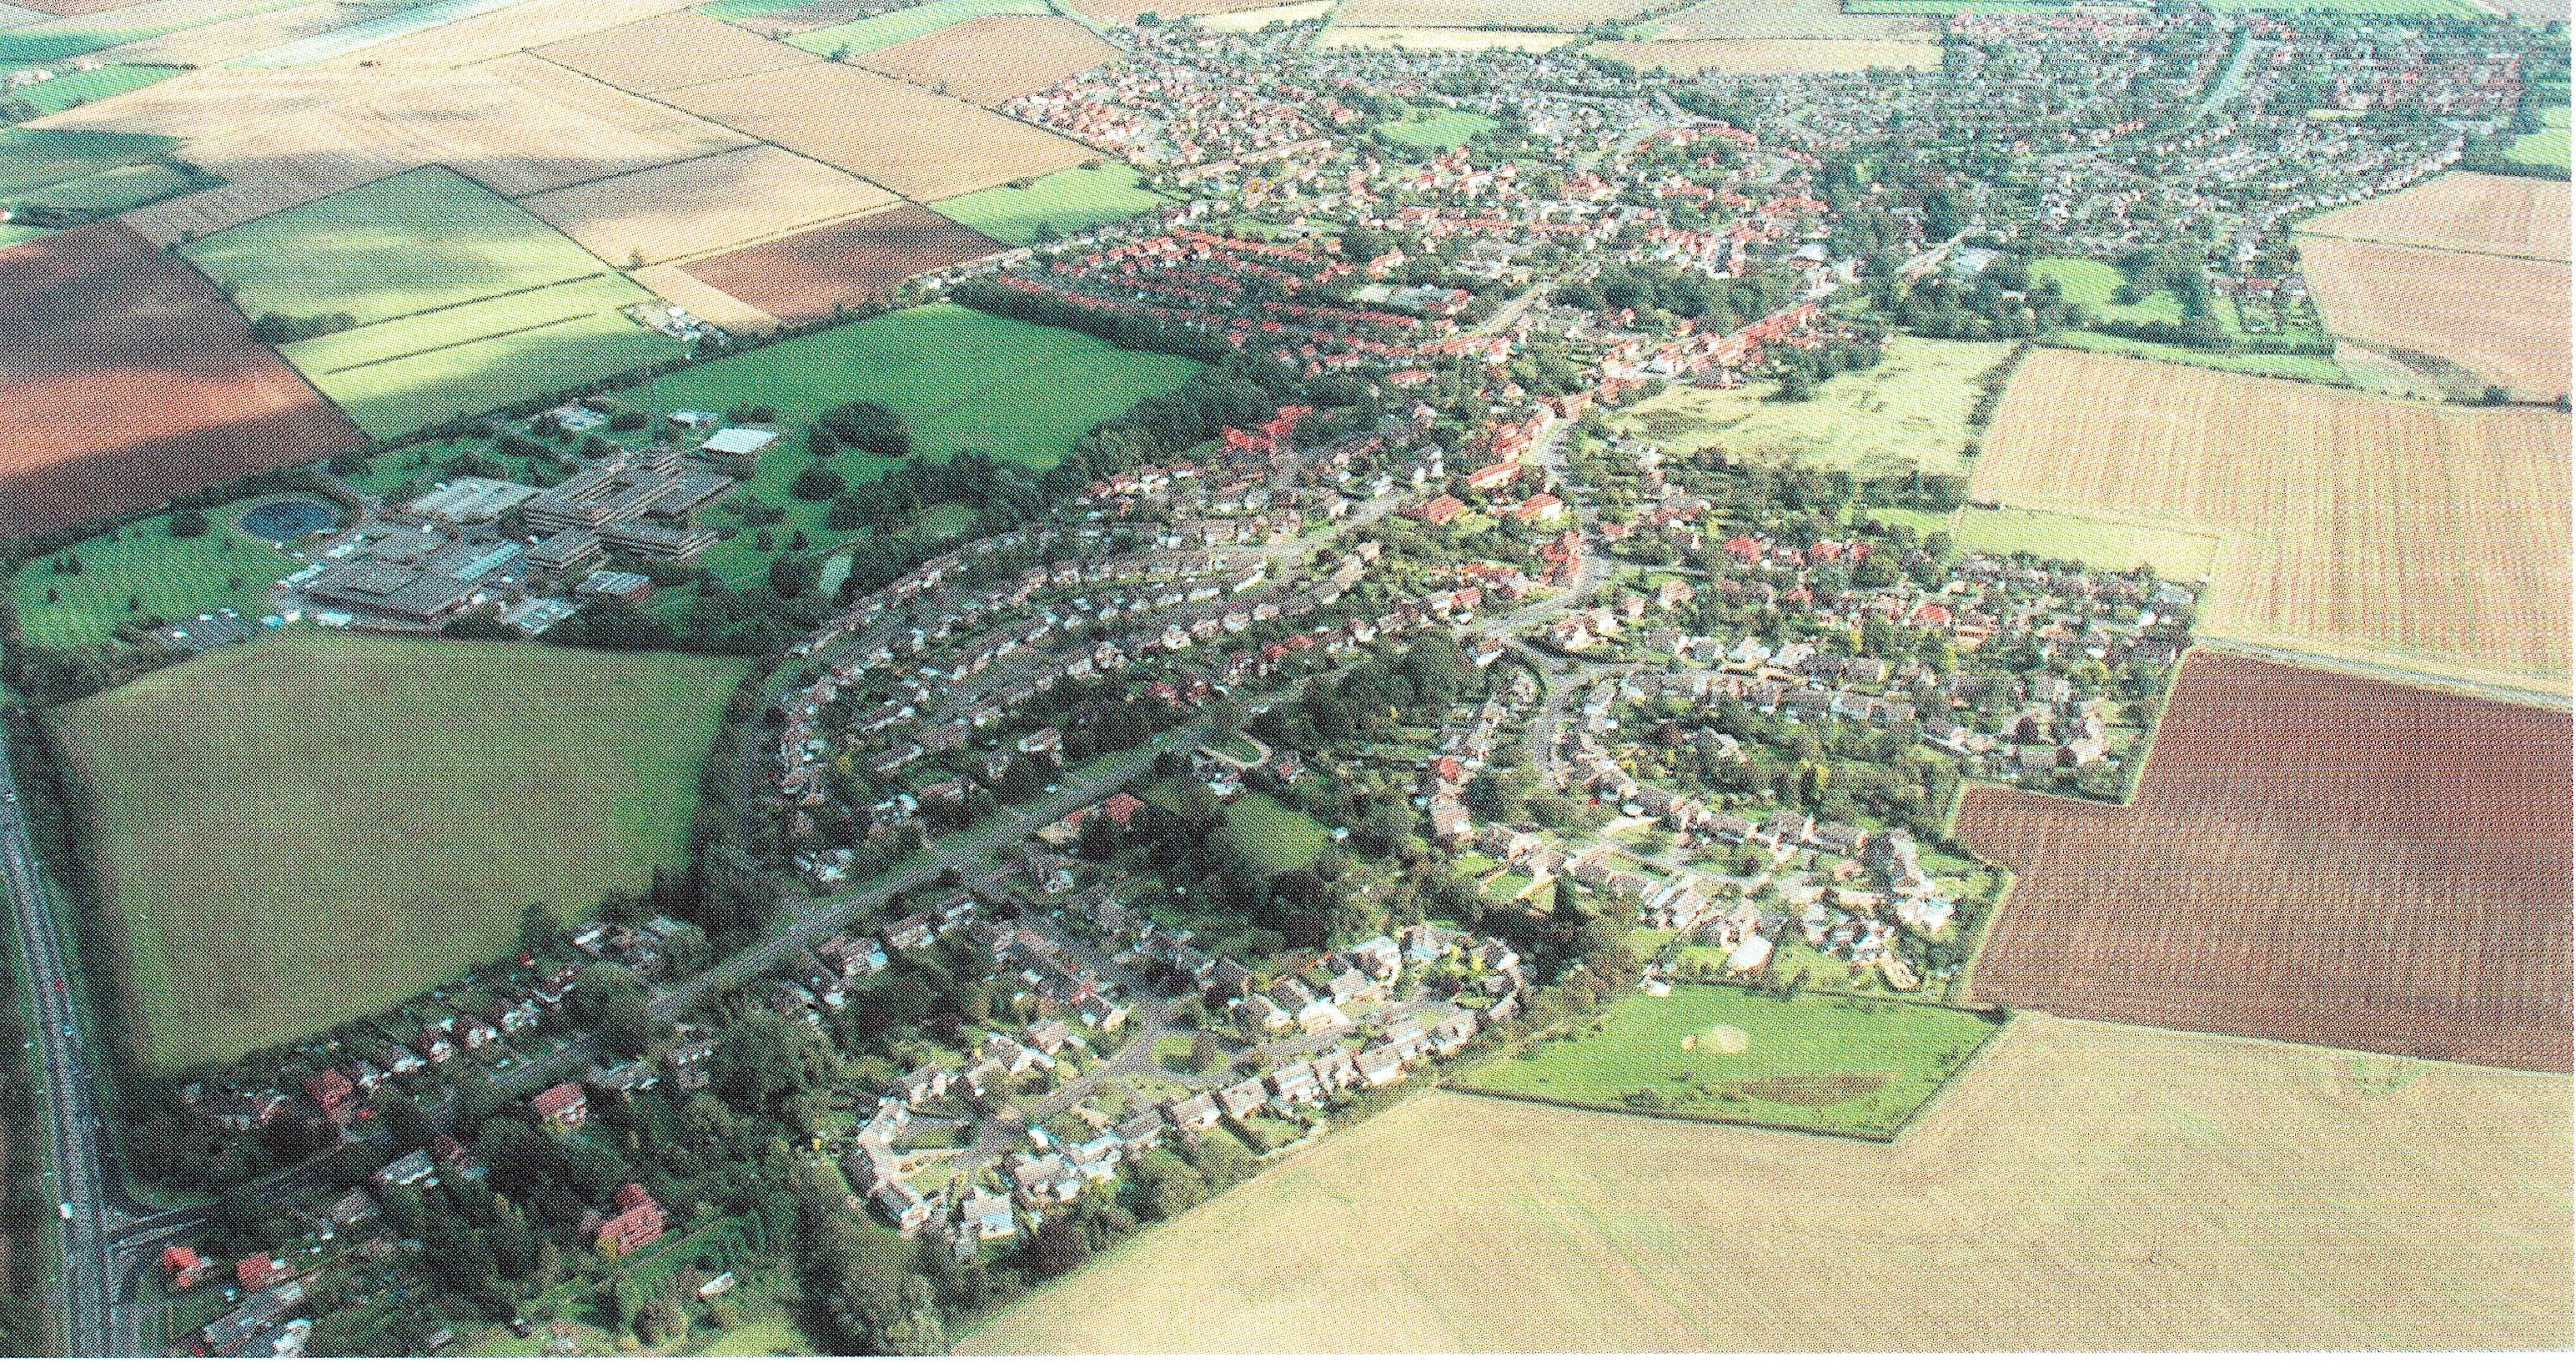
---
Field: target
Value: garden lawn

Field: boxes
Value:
[783,0,1052,54]
[2032,257,2191,325]
[932,163,1167,246]
[1892,505,2220,581]
[1377,108,1496,151]
[8,497,306,651]
[1464,983,1998,1138]
[1217,792,1331,874]
[53,630,747,1074]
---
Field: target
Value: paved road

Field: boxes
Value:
[0,743,119,1355]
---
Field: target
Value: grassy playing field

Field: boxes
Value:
[1376,107,1497,150]
[781,0,1052,54]
[933,163,1167,246]
[1611,336,2014,477]
[176,166,688,438]
[963,1015,2571,1351]
[8,497,307,651]
[1217,792,1332,874]
[54,630,747,1074]
[1464,983,1997,1137]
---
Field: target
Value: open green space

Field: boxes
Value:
[781,0,1052,54]
[2031,257,2191,326]
[1866,505,2218,581]
[54,630,747,1074]
[8,158,204,215]
[1215,792,1331,874]
[3,64,183,115]
[1376,108,1497,152]
[1611,336,2013,477]
[1464,983,1997,1139]
[178,166,686,438]
[0,126,179,198]
[2506,105,2569,175]
[932,163,1167,247]
[2045,332,2349,385]
[615,302,1202,581]
[8,497,310,651]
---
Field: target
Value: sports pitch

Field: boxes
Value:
[53,630,746,1074]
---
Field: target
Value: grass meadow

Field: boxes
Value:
[1465,983,1996,1137]
[1612,335,2013,476]
[1217,792,1333,874]
[54,630,746,1073]
[782,0,1052,54]
[933,163,1167,245]
[8,497,307,651]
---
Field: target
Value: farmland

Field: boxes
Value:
[527,9,816,92]
[661,61,1094,201]
[518,143,898,267]
[0,221,361,540]
[8,495,305,651]
[2,63,182,115]
[676,203,1003,324]
[176,165,689,438]
[1610,336,2016,477]
[778,0,1052,55]
[1961,651,2572,1074]
[854,14,1118,106]
[1971,349,2571,691]
[1586,38,1941,72]
[1652,0,1934,40]
[0,125,178,198]
[1315,26,1577,49]
[2292,174,2571,403]
[1074,0,1300,23]
[932,162,1166,246]
[1328,0,1661,30]
[1464,984,1997,1137]
[52,630,748,1074]
[964,1015,2572,1351]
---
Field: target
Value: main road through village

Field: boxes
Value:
[0,415,1605,1354]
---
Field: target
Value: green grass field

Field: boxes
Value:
[2046,332,2349,385]
[617,302,1202,580]
[1464,983,1997,1138]
[1612,336,2013,477]
[8,498,309,651]
[5,64,184,114]
[177,166,686,437]
[1866,505,2218,581]
[0,127,179,198]
[782,0,1051,54]
[55,631,747,1074]
[1377,108,1497,151]
[9,159,205,215]
[1216,792,1331,874]
[2507,105,2569,175]
[0,0,309,63]
[2032,257,2191,326]
[933,163,1167,246]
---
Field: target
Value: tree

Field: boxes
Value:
[635,1298,689,1345]
[1027,1218,1088,1277]
[169,508,209,537]
[791,465,849,501]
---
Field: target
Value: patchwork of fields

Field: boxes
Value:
[1961,651,2572,1073]
[678,203,1003,323]
[1973,349,2571,691]
[175,165,689,438]
[53,631,748,1074]
[965,1016,2572,1351]
[0,220,359,538]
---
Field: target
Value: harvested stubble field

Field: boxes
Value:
[678,201,1002,322]
[2292,175,2571,403]
[94,0,369,65]
[1961,651,2572,1073]
[54,631,749,1074]
[964,1014,2572,1351]
[2296,171,2569,260]
[1331,0,1660,30]
[530,11,815,93]
[33,63,750,241]
[853,14,1117,106]
[1972,349,2571,691]
[664,61,1092,201]
[1587,37,1941,71]
[518,143,896,266]
[777,0,1048,55]
[303,0,700,67]
[0,221,359,539]
[1651,0,1933,39]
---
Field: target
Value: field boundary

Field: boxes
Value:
[1444,1081,1909,1143]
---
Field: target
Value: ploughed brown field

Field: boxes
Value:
[0,222,362,540]
[677,202,1003,323]
[854,14,1118,107]
[1961,651,2572,1073]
